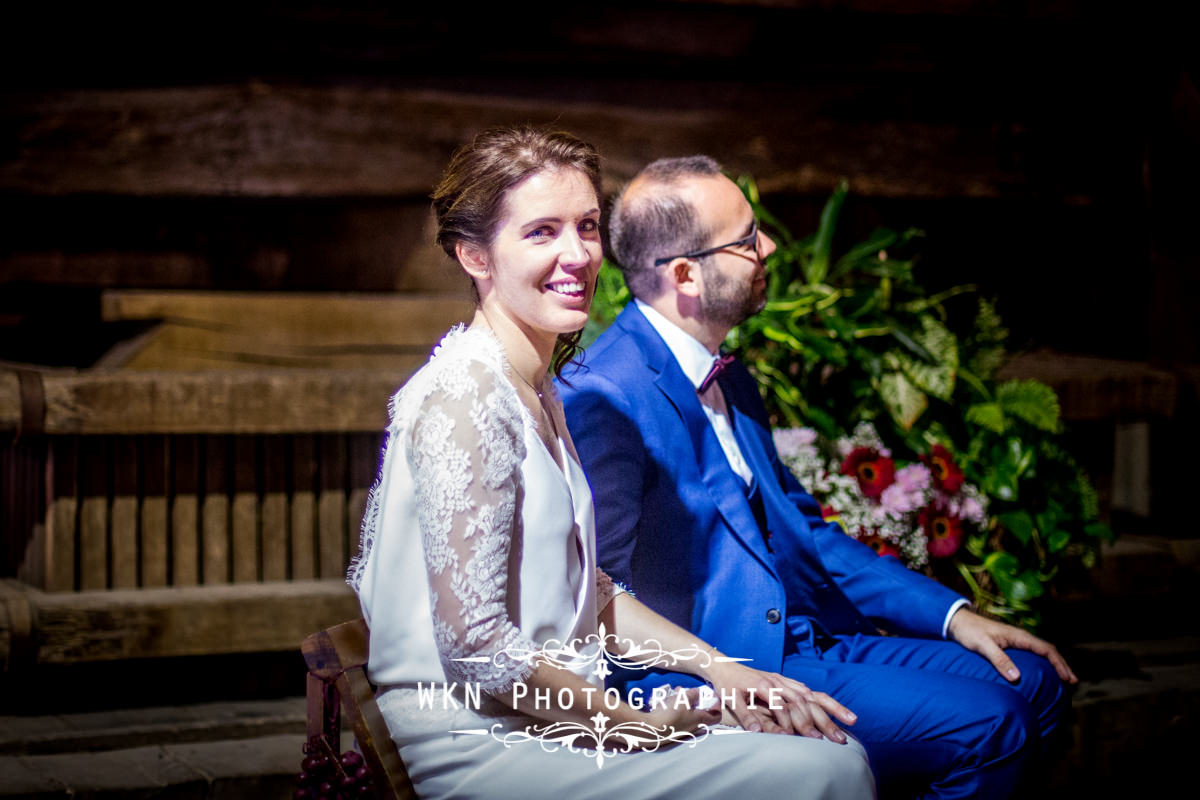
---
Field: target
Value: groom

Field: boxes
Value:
[560,156,1076,799]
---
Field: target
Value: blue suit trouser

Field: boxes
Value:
[782,633,1068,800]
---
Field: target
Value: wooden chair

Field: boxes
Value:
[302,618,417,800]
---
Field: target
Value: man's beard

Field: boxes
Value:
[699,258,767,330]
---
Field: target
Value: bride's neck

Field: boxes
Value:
[471,308,554,391]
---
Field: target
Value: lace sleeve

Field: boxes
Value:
[595,568,628,612]
[408,359,538,694]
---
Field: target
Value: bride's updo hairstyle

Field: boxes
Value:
[431,126,602,377]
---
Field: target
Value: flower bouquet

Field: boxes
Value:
[774,422,988,571]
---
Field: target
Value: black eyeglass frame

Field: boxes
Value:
[653,219,759,267]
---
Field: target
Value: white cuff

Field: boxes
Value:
[942,598,971,639]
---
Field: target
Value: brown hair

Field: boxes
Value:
[432,126,602,378]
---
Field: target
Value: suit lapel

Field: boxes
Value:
[617,307,778,576]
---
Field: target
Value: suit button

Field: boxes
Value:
[765,609,781,624]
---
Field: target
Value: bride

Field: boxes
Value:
[348,126,875,800]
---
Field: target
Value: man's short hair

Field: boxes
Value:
[608,155,724,300]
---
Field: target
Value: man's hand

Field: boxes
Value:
[947,607,1077,684]
[705,661,857,742]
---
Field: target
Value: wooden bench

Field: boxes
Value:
[0,290,470,669]
[302,618,416,800]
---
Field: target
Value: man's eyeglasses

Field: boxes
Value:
[654,220,759,267]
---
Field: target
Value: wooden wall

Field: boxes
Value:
[1,0,1197,580]
[2,1,1194,363]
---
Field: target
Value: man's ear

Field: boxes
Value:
[456,241,490,281]
[667,257,702,299]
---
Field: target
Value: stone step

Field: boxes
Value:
[0,733,304,799]
[0,697,308,756]
[2,637,1197,798]
[1048,637,1200,796]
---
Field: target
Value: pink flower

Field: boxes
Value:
[879,464,932,516]
[958,495,985,524]
[894,463,932,493]
[774,428,817,453]
[841,447,895,500]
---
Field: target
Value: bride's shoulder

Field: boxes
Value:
[388,325,515,426]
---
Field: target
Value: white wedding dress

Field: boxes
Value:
[349,326,874,800]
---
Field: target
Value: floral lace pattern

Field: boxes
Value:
[348,326,613,696]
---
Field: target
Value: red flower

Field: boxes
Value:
[841,447,895,499]
[820,504,841,523]
[922,444,965,494]
[920,501,964,558]
[858,532,901,559]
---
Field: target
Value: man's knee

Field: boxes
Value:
[965,680,1040,767]
[1008,649,1068,732]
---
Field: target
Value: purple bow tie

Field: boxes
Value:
[698,353,736,394]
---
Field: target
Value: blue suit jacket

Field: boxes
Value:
[560,304,963,690]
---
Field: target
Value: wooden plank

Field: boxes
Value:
[318,434,347,580]
[96,292,467,373]
[77,437,109,591]
[0,251,210,291]
[140,435,169,588]
[997,349,1180,421]
[231,435,259,583]
[5,439,48,586]
[0,85,1025,200]
[261,436,288,582]
[105,325,432,372]
[43,437,78,592]
[109,437,139,589]
[1,579,359,665]
[346,433,379,568]
[101,291,473,348]
[290,435,317,581]
[170,434,200,587]
[201,435,229,585]
[1,369,408,434]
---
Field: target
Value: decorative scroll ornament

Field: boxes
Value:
[450,623,749,767]
[452,622,750,674]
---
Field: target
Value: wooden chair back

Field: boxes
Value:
[302,618,416,800]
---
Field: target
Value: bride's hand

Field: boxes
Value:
[706,662,856,742]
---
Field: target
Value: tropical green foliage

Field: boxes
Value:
[586,179,1113,629]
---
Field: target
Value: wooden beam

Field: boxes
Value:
[0,369,405,434]
[96,291,473,371]
[997,350,1179,422]
[1,84,1023,200]
[0,579,360,666]
[100,291,474,348]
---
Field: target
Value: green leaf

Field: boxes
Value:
[1005,437,1036,477]
[878,370,928,430]
[807,180,848,285]
[1084,522,1116,542]
[997,511,1036,545]
[886,317,958,401]
[995,380,1061,433]
[984,551,1021,582]
[830,228,898,281]
[762,325,806,351]
[1009,570,1046,603]
[966,403,1006,433]
[1047,529,1072,553]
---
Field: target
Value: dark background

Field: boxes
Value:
[3,0,1196,365]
